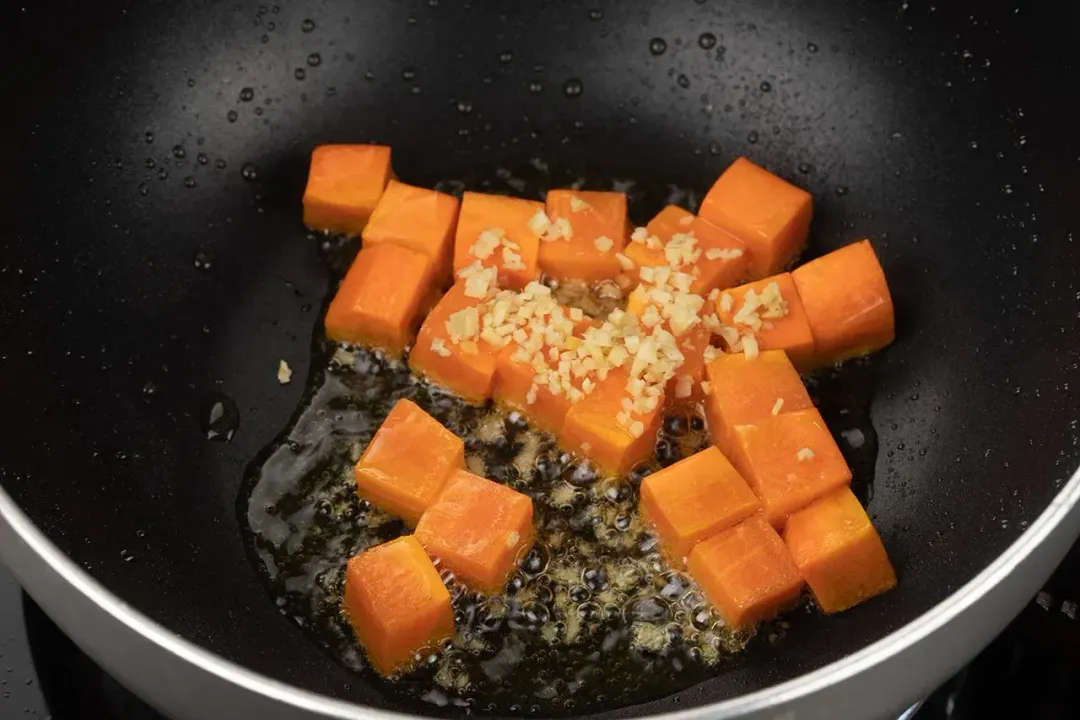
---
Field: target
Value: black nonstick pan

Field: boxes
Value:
[2,1,1079,719]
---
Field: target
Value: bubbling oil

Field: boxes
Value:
[239,161,881,715]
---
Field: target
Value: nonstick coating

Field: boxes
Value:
[2,0,1079,717]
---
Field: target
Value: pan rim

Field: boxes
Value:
[1,468,1078,720]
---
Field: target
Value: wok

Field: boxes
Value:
[2,0,1079,718]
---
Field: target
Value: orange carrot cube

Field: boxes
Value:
[409,283,502,403]
[303,144,393,235]
[715,273,816,371]
[414,470,534,593]
[324,244,435,354]
[559,368,663,476]
[539,190,627,282]
[362,179,460,283]
[639,447,761,562]
[699,158,812,279]
[687,515,805,630]
[728,408,852,530]
[344,536,454,675]
[792,240,895,367]
[704,349,813,456]
[784,487,897,613]
[354,399,465,525]
[494,344,574,435]
[626,205,748,295]
[453,192,545,290]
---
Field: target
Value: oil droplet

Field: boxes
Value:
[144,131,155,144]
[197,152,209,165]
[698,32,716,50]
[138,183,148,196]
[241,163,259,181]
[216,159,228,170]
[193,251,212,270]
[747,130,759,144]
[456,100,473,114]
[563,78,584,98]
[649,38,668,56]
[261,34,269,44]
[307,52,322,67]
[760,81,772,92]
[529,81,544,93]
[499,50,513,64]
[142,381,158,398]
[172,145,186,159]
[184,176,197,188]
[402,67,416,81]
[807,42,819,53]
[187,78,196,88]
[835,185,848,196]
[144,158,156,169]
[202,393,240,442]
[295,68,307,80]
[301,18,315,32]
[227,110,239,123]
[239,87,255,102]
[588,9,603,20]
[364,71,375,81]
[797,162,812,174]
[677,74,690,89]
[120,549,136,563]
[708,141,721,155]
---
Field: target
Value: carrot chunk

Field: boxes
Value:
[625,206,748,295]
[539,190,627,282]
[354,399,465,525]
[728,408,852,530]
[453,192,545,290]
[344,536,454,675]
[409,283,502,403]
[324,244,435,354]
[303,144,393,235]
[687,515,805,631]
[414,470,535,594]
[362,179,460,283]
[639,447,761,562]
[559,367,663,476]
[704,350,813,456]
[494,345,574,434]
[699,158,812,279]
[715,273,816,371]
[792,240,895,367]
[784,487,897,613]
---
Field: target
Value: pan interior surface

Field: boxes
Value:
[2,1,1078,718]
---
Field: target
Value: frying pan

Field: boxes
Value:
[2,0,1079,718]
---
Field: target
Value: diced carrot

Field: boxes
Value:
[409,283,502,403]
[699,158,813,279]
[792,240,895,367]
[344,536,454,676]
[639,446,761,562]
[625,206,748,295]
[728,408,852,530]
[559,367,664,476]
[715,273,816,371]
[453,192,545,290]
[784,487,897,613]
[625,287,714,401]
[494,344,574,434]
[303,144,393,235]
[539,190,628,282]
[324,244,435,354]
[354,399,465,525]
[362,179,460,284]
[704,349,813,456]
[414,470,534,593]
[687,515,805,631]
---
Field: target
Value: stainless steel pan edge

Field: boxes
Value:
[0,473,1078,720]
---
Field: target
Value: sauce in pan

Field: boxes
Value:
[239,163,880,715]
